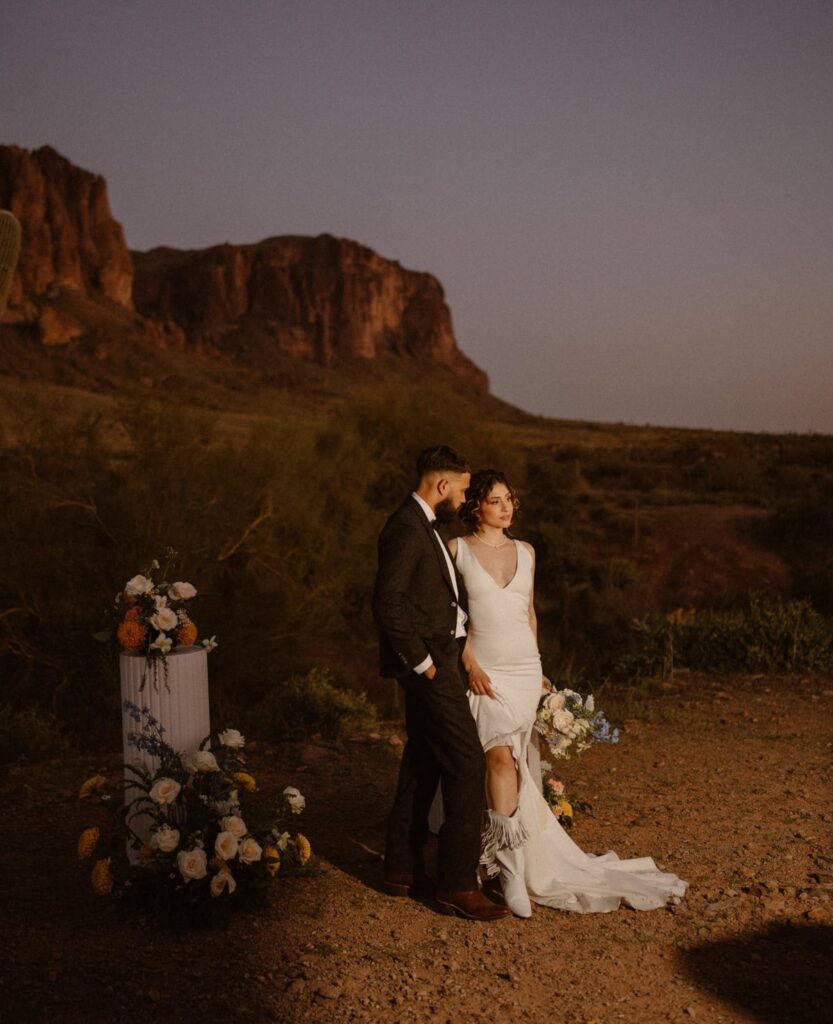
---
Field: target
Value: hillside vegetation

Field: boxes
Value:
[2,371,833,757]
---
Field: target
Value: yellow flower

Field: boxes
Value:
[79,774,107,799]
[176,621,198,647]
[264,846,280,877]
[117,619,147,651]
[557,798,574,819]
[295,833,312,865]
[233,772,257,792]
[77,827,100,859]
[91,857,114,895]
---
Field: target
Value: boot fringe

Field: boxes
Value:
[482,808,529,857]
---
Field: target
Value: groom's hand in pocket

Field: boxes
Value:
[467,665,496,699]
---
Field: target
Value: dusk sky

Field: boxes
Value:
[3,1,832,433]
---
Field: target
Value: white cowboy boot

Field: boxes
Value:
[486,809,532,918]
[495,843,532,918]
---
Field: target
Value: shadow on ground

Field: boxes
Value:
[680,922,833,1023]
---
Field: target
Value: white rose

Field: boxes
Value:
[553,710,575,733]
[168,581,197,601]
[220,815,247,839]
[215,830,238,861]
[210,869,237,897]
[125,574,154,597]
[150,825,180,852]
[149,607,178,632]
[585,694,595,712]
[149,777,181,804]
[218,728,245,749]
[153,594,169,611]
[275,831,291,851]
[177,848,207,881]
[150,632,172,654]
[283,786,306,813]
[239,837,262,864]
[187,749,219,773]
[552,735,572,756]
[545,692,566,712]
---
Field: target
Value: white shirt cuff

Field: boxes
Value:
[413,655,433,675]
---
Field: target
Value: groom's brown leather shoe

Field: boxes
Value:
[435,890,511,921]
[382,872,435,899]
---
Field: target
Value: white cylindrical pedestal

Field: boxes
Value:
[120,646,210,854]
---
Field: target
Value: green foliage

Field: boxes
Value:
[621,594,833,678]
[250,667,378,742]
[4,376,833,755]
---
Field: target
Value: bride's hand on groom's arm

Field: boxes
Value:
[467,664,496,699]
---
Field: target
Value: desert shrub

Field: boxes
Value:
[620,594,833,678]
[0,705,66,763]
[249,667,378,742]
[760,490,833,613]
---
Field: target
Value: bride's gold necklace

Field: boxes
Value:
[474,531,508,549]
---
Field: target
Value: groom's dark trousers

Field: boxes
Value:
[372,497,485,893]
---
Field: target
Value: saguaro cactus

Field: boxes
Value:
[0,210,22,319]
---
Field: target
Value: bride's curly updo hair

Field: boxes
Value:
[459,469,520,533]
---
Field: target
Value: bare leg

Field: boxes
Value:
[484,744,531,917]
[485,745,519,815]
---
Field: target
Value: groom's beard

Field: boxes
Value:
[434,497,458,523]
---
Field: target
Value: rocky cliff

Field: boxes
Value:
[132,235,487,387]
[0,145,487,390]
[0,145,133,344]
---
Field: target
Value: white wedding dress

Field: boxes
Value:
[455,537,688,913]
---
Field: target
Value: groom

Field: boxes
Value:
[373,445,508,921]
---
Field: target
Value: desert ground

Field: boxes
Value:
[3,672,832,1024]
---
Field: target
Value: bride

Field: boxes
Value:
[446,469,688,918]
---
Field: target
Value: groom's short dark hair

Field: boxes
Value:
[416,445,469,479]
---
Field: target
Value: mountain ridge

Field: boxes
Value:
[0,144,488,392]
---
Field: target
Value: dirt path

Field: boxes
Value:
[3,674,832,1024]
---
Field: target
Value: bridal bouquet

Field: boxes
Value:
[110,551,217,689]
[535,687,619,761]
[77,704,313,927]
[543,776,574,826]
[542,775,593,829]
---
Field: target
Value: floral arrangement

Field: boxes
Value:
[77,703,312,927]
[535,687,619,761]
[541,775,593,829]
[111,551,217,689]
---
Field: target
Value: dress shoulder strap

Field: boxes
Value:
[455,536,474,566]
[514,538,531,571]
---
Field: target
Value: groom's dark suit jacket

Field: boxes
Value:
[372,497,469,678]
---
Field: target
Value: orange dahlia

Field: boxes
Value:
[233,772,257,792]
[295,834,312,865]
[264,846,280,877]
[91,857,114,895]
[176,621,198,647]
[77,827,100,860]
[117,619,146,650]
[78,774,107,799]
